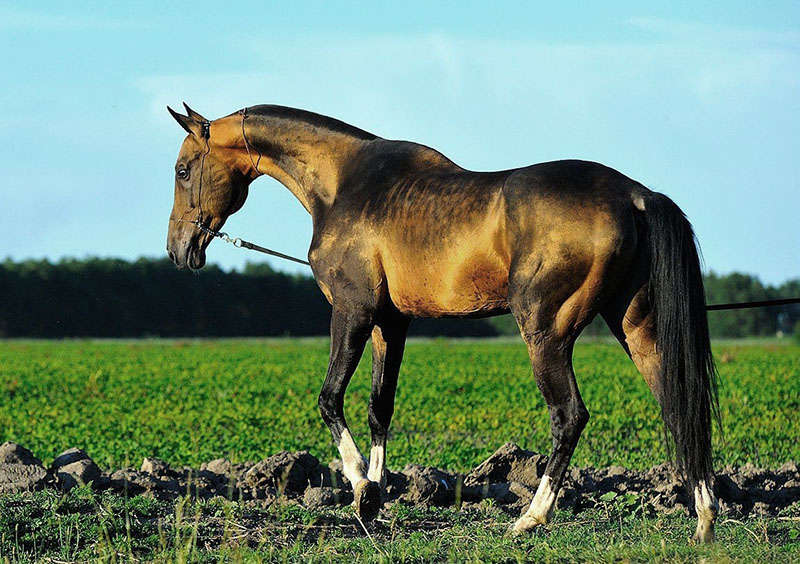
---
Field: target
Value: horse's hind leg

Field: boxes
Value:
[602,283,718,543]
[367,314,410,488]
[510,299,590,534]
[318,308,381,521]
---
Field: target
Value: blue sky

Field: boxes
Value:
[1,1,798,284]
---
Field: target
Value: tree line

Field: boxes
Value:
[0,258,797,339]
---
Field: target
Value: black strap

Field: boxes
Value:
[237,239,311,266]
[706,297,800,311]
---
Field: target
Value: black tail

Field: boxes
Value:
[644,191,719,486]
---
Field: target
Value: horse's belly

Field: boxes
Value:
[387,256,510,318]
[378,188,511,318]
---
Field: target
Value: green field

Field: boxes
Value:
[2,339,798,471]
[1,339,799,562]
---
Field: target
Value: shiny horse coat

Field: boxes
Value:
[166,104,719,542]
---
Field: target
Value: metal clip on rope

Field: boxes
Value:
[193,219,310,266]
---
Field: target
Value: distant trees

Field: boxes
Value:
[0,258,496,338]
[704,272,800,338]
[0,258,796,339]
[0,258,329,338]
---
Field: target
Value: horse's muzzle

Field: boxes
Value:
[187,247,206,270]
[166,240,206,270]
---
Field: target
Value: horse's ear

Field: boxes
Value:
[168,106,197,136]
[183,102,208,123]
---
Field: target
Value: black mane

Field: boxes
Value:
[245,105,379,141]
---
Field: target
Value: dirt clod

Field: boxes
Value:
[241,450,323,495]
[304,486,353,509]
[0,441,52,493]
[141,457,173,478]
[52,448,101,491]
[401,464,458,506]
[464,442,547,488]
[1,442,797,519]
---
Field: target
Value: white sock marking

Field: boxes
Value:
[693,480,718,520]
[513,475,556,533]
[693,479,718,542]
[338,429,368,488]
[367,444,385,485]
[526,475,556,522]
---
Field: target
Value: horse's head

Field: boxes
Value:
[166,104,251,269]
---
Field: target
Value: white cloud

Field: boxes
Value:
[137,28,799,115]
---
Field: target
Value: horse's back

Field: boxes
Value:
[503,159,644,210]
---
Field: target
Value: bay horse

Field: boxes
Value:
[166,103,720,542]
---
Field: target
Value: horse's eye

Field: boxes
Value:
[176,168,188,180]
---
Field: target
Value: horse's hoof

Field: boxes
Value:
[354,479,382,522]
[691,521,715,544]
[511,515,547,536]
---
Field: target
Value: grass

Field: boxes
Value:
[1,485,798,563]
[1,339,798,472]
[1,338,799,561]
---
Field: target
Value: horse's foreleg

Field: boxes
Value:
[511,325,588,535]
[318,308,381,520]
[367,317,410,488]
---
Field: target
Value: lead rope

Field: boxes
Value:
[705,297,800,311]
[199,211,798,307]
[194,220,311,266]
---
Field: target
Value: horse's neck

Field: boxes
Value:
[245,115,371,215]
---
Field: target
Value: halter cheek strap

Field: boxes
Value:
[195,120,212,225]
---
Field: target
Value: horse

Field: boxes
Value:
[166,103,720,543]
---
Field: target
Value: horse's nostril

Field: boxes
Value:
[167,248,176,262]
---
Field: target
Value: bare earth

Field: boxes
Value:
[2,441,797,520]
